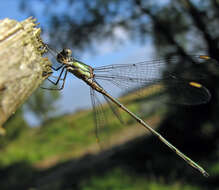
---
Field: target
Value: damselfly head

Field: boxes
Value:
[57,48,72,63]
[63,48,72,57]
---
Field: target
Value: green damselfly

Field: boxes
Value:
[42,44,211,177]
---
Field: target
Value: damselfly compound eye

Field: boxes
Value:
[56,48,72,63]
[64,48,72,57]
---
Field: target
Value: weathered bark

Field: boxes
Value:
[0,17,51,133]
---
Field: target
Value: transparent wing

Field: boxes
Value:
[90,87,110,148]
[90,84,125,149]
[103,95,124,124]
[93,56,211,105]
[94,79,124,124]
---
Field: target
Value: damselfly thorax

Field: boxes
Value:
[57,49,105,93]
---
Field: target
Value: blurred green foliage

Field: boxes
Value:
[24,85,60,123]
[0,92,154,166]
[1,0,219,189]
[0,109,28,150]
[0,89,216,189]
[79,168,200,190]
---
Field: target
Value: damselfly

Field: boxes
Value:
[42,44,211,177]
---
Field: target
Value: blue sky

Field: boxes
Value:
[0,0,155,125]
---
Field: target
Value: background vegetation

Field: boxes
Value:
[0,0,219,189]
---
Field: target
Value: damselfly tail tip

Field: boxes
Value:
[203,171,209,178]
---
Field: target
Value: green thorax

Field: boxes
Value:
[68,59,93,79]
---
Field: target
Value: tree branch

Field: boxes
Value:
[179,0,219,59]
[135,0,188,58]
[0,17,51,133]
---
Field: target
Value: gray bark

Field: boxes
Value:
[0,17,51,133]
